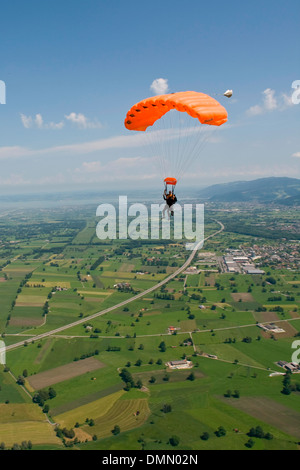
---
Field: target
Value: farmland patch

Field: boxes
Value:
[219,396,300,440]
[27,357,106,390]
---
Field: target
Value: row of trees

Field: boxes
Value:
[0,440,32,451]
[281,370,300,395]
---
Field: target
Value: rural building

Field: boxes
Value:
[168,326,180,334]
[166,359,193,369]
[113,282,131,289]
[257,323,285,333]
[276,361,300,373]
[184,266,198,274]
[243,267,265,274]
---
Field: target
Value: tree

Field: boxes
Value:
[48,387,56,399]
[187,372,195,381]
[136,379,143,389]
[282,371,292,395]
[124,382,132,392]
[112,425,120,435]
[16,376,25,386]
[159,341,166,352]
[119,368,135,388]
[169,435,180,446]
[248,426,264,439]
[242,336,252,343]
[62,428,75,439]
[245,438,255,448]
[162,403,172,413]
[215,426,226,437]
[201,432,210,441]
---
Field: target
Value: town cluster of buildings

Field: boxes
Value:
[223,249,265,274]
[244,243,300,270]
[222,242,300,273]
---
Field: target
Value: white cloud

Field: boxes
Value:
[292,152,300,157]
[65,112,102,129]
[20,111,103,130]
[263,88,277,111]
[20,114,33,128]
[77,156,148,174]
[0,122,229,161]
[0,173,31,186]
[247,88,277,116]
[47,121,65,130]
[35,113,43,128]
[281,92,294,108]
[80,161,102,173]
[72,156,157,185]
[20,113,64,130]
[150,78,169,95]
[247,88,296,116]
[0,146,34,159]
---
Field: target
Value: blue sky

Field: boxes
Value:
[0,0,299,194]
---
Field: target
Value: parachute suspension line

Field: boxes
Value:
[173,110,188,181]
[142,121,167,181]
[176,114,202,178]
[176,125,219,183]
[172,115,202,182]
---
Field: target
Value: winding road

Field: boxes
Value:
[4,220,224,352]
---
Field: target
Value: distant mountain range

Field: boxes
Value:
[198,177,300,205]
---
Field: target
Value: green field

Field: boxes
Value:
[0,204,299,450]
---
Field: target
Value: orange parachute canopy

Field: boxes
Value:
[164,177,177,186]
[125,91,228,131]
